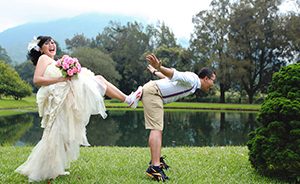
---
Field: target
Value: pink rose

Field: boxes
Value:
[57,56,82,77]
[62,62,70,70]
[72,67,78,74]
[67,69,74,76]
[77,63,81,73]
[64,57,71,64]
[56,59,62,67]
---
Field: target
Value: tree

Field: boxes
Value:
[190,0,233,103]
[65,33,91,51]
[283,12,300,63]
[247,63,300,182]
[15,61,37,92]
[92,22,152,94]
[55,41,67,59]
[228,0,294,103]
[0,46,13,65]
[71,47,121,85]
[150,22,178,48]
[147,21,192,72]
[154,45,191,72]
[0,61,32,99]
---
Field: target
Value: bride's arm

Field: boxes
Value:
[33,55,67,86]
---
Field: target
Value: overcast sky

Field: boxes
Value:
[0,0,298,39]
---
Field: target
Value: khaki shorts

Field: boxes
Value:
[141,81,164,131]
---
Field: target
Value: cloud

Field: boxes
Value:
[0,0,211,39]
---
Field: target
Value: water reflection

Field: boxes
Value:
[0,111,259,147]
[0,113,33,145]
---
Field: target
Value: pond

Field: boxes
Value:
[0,110,259,147]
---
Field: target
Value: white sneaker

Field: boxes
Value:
[129,86,143,109]
[62,171,70,175]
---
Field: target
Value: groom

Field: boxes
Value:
[140,53,216,182]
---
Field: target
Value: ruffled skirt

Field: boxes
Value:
[16,68,107,182]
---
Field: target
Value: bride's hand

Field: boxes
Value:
[57,77,70,82]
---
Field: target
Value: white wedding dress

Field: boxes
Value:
[15,61,107,182]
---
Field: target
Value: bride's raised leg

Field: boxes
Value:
[94,75,143,108]
[94,75,126,101]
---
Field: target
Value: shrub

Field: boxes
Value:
[247,63,300,182]
[0,61,32,99]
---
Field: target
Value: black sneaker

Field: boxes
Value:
[146,165,169,182]
[149,156,170,170]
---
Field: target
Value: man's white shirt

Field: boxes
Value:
[155,69,201,104]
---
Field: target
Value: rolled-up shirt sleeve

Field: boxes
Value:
[170,69,197,87]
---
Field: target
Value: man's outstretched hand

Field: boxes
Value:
[146,54,161,70]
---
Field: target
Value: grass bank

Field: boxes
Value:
[1,146,286,184]
[0,96,36,110]
[0,96,260,112]
[106,101,260,112]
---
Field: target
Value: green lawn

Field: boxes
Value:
[0,146,287,184]
[0,98,284,183]
[0,96,260,112]
[0,96,36,109]
[0,110,30,116]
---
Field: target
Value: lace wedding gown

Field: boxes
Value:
[15,62,107,182]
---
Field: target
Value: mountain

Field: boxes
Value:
[0,13,144,64]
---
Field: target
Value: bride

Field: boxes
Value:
[15,36,142,182]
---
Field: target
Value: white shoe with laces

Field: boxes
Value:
[128,86,143,109]
[63,171,70,175]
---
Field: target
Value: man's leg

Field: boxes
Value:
[142,81,168,181]
[142,81,164,165]
[149,129,162,166]
[147,129,168,181]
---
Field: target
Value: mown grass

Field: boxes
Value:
[0,97,279,183]
[0,96,260,112]
[0,110,29,116]
[103,100,260,112]
[0,96,36,109]
[0,146,287,184]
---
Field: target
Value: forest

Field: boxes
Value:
[0,0,299,103]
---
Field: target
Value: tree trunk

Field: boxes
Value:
[248,93,254,104]
[219,83,226,103]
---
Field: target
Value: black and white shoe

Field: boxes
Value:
[149,156,170,170]
[146,165,169,182]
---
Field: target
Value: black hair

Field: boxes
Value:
[27,36,53,66]
[197,67,216,79]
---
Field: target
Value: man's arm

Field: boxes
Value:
[147,65,166,79]
[146,54,174,79]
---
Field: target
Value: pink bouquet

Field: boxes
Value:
[56,55,81,77]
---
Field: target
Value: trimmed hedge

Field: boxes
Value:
[247,63,300,182]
